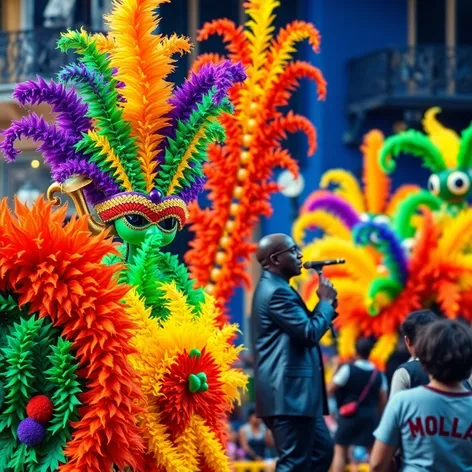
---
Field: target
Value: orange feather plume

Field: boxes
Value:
[106,0,192,192]
[185,0,326,316]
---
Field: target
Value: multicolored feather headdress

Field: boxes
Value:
[1,0,246,236]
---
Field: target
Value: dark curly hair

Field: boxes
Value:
[401,309,439,345]
[416,320,472,384]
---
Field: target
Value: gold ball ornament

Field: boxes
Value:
[220,236,230,248]
[226,220,235,232]
[237,168,249,181]
[242,134,252,147]
[247,118,256,129]
[240,151,251,164]
[230,203,239,216]
[215,251,225,265]
[233,186,244,199]
[205,284,215,295]
[250,102,258,112]
[210,268,220,281]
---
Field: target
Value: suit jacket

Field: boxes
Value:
[250,270,335,418]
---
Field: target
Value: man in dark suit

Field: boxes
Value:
[250,233,338,471]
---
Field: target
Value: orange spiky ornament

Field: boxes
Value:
[0,198,144,472]
[185,0,327,317]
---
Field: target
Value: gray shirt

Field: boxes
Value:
[375,386,472,471]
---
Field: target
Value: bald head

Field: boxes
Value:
[256,233,291,266]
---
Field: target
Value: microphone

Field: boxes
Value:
[303,258,345,340]
[303,258,345,272]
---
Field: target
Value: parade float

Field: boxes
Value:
[0,0,248,470]
[184,0,327,317]
[293,127,472,368]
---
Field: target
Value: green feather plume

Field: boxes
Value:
[380,130,447,174]
[126,231,204,319]
[58,30,144,193]
[157,89,231,196]
[457,122,472,168]
[393,190,442,239]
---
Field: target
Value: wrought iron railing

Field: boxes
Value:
[347,46,472,110]
[0,28,99,86]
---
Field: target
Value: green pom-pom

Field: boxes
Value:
[188,374,201,393]
[200,382,209,392]
[196,372,207,384]
[189,348,201,359]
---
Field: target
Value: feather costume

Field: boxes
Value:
[1,0,248,470]
[184,0,327,315]
[379,107,472,211]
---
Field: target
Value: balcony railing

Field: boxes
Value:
[347,46,472,113]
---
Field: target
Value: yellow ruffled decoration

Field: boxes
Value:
[320,169,365,213]
[293,210,351,245]
[106,0,192,191]
[192,415,231,472]
[370,333,398,370]
[123,284,247,470]
[437,208,472,257]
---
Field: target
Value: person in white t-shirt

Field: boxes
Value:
[370,320,472,472]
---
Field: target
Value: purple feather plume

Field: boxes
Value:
[53,158,121,204]
[58,63,104,98]
[169,60,246,123]
[178,175,206,204]
[305,194,361,228]
[0,113,77,170]
[13,77,90,140]
[154,61,246,162]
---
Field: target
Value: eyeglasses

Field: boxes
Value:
[270,245,300,259]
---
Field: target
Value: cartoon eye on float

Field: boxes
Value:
[447,170,470,196]
[427,174,441,196]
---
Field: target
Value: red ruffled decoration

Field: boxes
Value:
[157,349,225,437]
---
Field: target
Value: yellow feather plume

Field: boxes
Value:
[361,129,390,214]
[239,0,279,123]
[193,416,231,472]
[159,281,196,323]
[87,131,133,191]
[292,210,351,245]
[174,421,199,471]
[320,169,365,213]
[437,208,472,257]
[91,32,115,53]
[166,125,207,196]
[338,324,360,360]
[422,107,460,168]
[302,238,378,283]
[370,333,398,370]
[156,34,192,57]
[106,0,191,191]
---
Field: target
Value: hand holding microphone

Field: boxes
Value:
[303,258,345,338]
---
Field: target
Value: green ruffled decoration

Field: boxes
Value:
[393,190,442,239]
[0,294,25,345]
[156,88,230,195]
[126,231,204,320]
[58,30,143,193]
[379,130,447,174]
[0,316,43,436]
[0,295,82,472]
[37,338,81,472]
